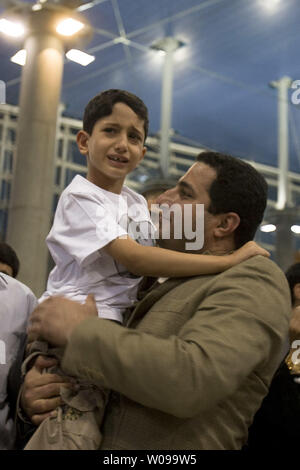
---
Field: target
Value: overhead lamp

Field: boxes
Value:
[291,225,300,234]
[260,0,281,11]
[32,4,43,11]
[66,49,95,66]
[0,18,25,38]
[56,18,84,37]
[10,49,26,66]
[260,224,276,233]
[77,2,94,11]
[151,37,185,54]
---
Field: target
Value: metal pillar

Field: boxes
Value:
[6,13,64,296]
[271,76,293,210]
[160,39,176,179]
[5,5,92,296]
[151,37,183,179]
[269,76,294,270]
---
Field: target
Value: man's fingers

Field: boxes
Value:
[27,323,41,342]
[29,380,73,399]
[30,396,63,416]
[31,409,59,427]
[34,355,58,372]
[84,294,98,316]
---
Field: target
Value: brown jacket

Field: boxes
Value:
[62,256,291,450]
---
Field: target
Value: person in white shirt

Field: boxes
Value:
[0,242,20,279]
[0,274,37,449]
[25,89,269,450]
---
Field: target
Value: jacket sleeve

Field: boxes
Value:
[61,258,291,418]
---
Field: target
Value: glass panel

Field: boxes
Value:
[55,166,61,186]
[57,138,63,159]
[267,185,277,203]
[0,209,8,241]
[3,149,13,172]
[67,140,85,166]
[52,193,59,214]
[0,180,11,201]
[70,127,78,135]
[6,128,16,144]
[64,168,86,187]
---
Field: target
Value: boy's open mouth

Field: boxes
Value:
[107,154,129,163]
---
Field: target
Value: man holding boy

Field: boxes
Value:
[22,149,290,449]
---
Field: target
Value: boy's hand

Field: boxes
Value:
[230,241,270,266]
[28,295,98,347]
[21,355,74,426]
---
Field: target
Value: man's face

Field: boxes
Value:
[77,102,146,193]
[155,162,218,253]
[0,262,13,277]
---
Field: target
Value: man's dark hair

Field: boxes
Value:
[196,151,268,248]
[285,263,300,305]
[0,242,20,278]
[83,89,149,141]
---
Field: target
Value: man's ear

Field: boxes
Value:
[213,212,240,239]
[76,130,90,155]
[293,283,300,303]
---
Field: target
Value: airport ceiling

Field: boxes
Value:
[1,0,300,172]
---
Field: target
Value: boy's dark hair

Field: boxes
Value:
[0,242,20,278]
[285,263,300,305]
[83,89,149,141]
[196,151,268,248]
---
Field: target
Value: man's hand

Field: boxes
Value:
[28,294,98,347]
[21,355,74,426]
[289,306,300,343]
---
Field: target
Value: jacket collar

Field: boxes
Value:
[126,277,185,327]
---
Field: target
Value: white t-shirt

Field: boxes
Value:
[40,175,155,322]
[0,274,37,449]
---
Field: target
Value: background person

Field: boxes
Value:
[246,262,300,450]
[0,242,20,278]
[0,273,37,449]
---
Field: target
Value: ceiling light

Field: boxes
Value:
[32,4,42,11]
[10,49,26,66]
[56,18,84,37]
[260,224,276,233]
[0,18,25,38]
[260,0,281,11]
[66,49,95,66]
[291,225,300,234]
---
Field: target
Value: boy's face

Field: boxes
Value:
[77,102,146,193]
